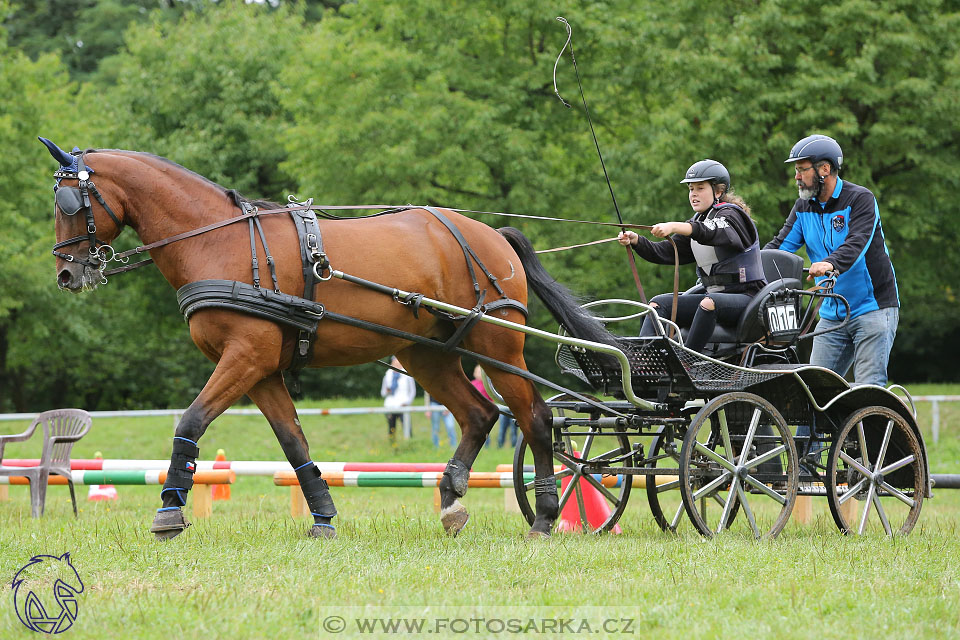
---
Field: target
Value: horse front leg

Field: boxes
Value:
[150,347,273,541]
[247,372,337,539]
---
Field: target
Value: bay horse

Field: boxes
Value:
[41,138,619,540]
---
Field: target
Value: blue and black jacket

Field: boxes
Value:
[765,179,899,321]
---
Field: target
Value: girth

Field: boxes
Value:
[177,280,325,333]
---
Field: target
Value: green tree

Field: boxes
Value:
[94,1,305,200]
[613,0,960,379]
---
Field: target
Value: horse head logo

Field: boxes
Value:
[11,553,84,634]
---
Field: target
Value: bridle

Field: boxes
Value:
[51,152,125,278]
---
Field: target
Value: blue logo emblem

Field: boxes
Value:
[832,215,845,232]
[11,553,84,634]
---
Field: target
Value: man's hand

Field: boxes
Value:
[808,261,835,279]
[617,231,638,246]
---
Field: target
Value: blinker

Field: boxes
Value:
[55,186,84,216]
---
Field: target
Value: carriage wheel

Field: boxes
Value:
[826,406,925,536]
[512,396,632,533]
[647,427,740,533]
[680,392,798,539]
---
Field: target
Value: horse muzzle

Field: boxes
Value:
[57,261,100,292]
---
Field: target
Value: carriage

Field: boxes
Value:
[507,250,929,538]
[43,139,928,540]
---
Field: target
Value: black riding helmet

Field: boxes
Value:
[784,134,843,171]
[680,159,730,203]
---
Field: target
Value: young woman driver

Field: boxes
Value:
[617,160,766,353]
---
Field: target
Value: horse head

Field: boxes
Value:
[40,137,128,292]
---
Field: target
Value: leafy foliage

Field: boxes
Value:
[1,0,959,410]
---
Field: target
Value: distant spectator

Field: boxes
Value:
[471,365,514,449]
[497,412,518,449]
[426,394,458,449]
[380,357,416,444]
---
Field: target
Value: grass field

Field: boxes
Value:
[2,387,960,639]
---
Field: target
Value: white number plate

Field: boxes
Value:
[766,304,798,333]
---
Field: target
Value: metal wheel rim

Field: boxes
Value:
[826,406,925,536]
[679,392,798,539]
[647,428,740,533]
[513,394,632,533]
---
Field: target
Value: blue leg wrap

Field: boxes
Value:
[161,437,199,507]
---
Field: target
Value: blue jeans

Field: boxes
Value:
[810,307,899,386]
[430,408,458,448]
[496,413,518,448]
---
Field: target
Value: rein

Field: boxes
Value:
[53,189,684,326]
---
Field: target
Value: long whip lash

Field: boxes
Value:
[553,17,649,303]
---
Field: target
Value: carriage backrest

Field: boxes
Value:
[760,250,803,284]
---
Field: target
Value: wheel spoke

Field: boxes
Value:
[879,480,916,508]
[581,429,598,459]
[693,470,733,502]
[735,480,760,538]
[745,444,787,469]
[839,450,873,478]
[738,409,761,466]
[856,420,871,468]
[656,478,681,493]
[879,454,916,476]
[669,503,685,529]
[574,481,588,526]
[556,474,579,512]
[837,477,868,505]
[716,478,739,534]
[693,441,736,472]
[743,473,787,505]
[858,483,877,534]
[580,472,620,504]
[718,409,735,465]
[872,491,892,535]
[875,419,895,469]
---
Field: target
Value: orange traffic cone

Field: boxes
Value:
[211,448,231,501]
[555,451,621,534]
[87,451,118,501]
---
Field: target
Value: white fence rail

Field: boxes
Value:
[0,395,956,442]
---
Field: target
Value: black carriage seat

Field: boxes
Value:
[681,250,804,357]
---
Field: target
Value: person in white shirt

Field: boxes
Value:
[380,356,417,443]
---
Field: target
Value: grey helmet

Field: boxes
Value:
[785,134,843,171]
[680,159,731,193]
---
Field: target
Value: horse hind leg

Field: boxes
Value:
[247,372,337,539]
[395,347,498,537]
[483,367,558,537]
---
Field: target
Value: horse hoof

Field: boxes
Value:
[440,503,469,537]
[526,530,551,540]
[150,509,191,541]
[308,524,337,539]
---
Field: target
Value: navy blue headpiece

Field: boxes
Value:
[38,136,91,175]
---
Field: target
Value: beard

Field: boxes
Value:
[798,181,820,200]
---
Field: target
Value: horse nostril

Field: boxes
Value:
[58,269,72,286]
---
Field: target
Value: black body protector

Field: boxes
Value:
[690,204,764,292]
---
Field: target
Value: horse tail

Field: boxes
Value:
[498,227,620,350]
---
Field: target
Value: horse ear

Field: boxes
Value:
[38,136,76,168]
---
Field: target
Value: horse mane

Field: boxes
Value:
[84,148,282,210]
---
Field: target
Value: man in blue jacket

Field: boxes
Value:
[765,134,899,386]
